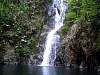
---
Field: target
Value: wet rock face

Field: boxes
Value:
[4,43,17,64]
[58,18,98,69]
[0,44,5,64]
[55,24,81,66]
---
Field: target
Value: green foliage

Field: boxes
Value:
[67,0,97,20]
[60,24,69,36]
[0,0,45,62]
[61,0,100,35]
[66,12,76,20]
[81,0,97,18]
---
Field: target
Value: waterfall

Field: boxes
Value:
[41,0,67,66]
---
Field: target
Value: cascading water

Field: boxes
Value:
[41,0,67,66]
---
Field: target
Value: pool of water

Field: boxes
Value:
[0,65,99,75]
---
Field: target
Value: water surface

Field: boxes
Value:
[0,65,99,75]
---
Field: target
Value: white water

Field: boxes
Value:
[41,0,67,66]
